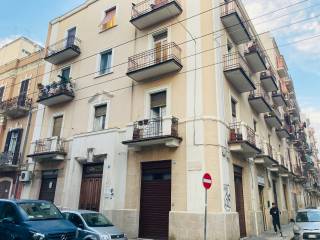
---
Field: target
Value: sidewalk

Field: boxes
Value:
[245,223,294,240]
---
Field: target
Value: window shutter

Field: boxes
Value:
[95,105,107,117]
[4,131,13,152]
[13,128,23,165]
[52,116,63,137]
[150,91,166,108]
[0,87,4,102]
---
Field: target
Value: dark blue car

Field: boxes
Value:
[0,199,78,240]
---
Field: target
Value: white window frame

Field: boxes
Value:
[95,48,114,78]
[148,27,171,49]
[88,100,111,132]
[48,112,64,138]
[145,85,171,119]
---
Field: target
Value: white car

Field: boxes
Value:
[292,208,320,239]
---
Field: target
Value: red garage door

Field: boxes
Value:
[139,161,171,240]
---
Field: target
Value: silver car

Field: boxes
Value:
[63,210,127,240]
[292,209,320,239]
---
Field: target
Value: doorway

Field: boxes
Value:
[234,165,247,237]
[39,170,58,202]
[139,161,171,240]
[79,163,103,211]
[258,185,267,231]
[0,180,11,199]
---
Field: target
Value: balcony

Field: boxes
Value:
[0,96,32,118]
[276,126,290,139]
[272,91,286,107]
[127,42,182,82]
[122,116,182,151]
[223,52,255,93]
[0,152,19,172]
[37,77,74,107]
[260,70,278,92]
[45,37,81,65]
[27,137,67,162]
[131,0,182,30]
[265,108,282,129]
[276,55,288,78]
[228,122,260,157]
[255,142,278,167]
[248,83,272,113]
[220,0,251,44]
[244,41,267,73]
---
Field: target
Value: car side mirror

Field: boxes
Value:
[2,217,15,224]
[290,218,295,223]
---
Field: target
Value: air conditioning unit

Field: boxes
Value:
[19,171,32,182]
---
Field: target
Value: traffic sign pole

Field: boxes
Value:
[202,173,212,240]
[204,188,208,240]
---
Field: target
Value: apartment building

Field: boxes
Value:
[0,37,44,199]
[18,0,319,239]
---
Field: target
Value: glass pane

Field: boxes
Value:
[52,116,63,137]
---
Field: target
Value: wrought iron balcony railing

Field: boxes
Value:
[132,117,179,140]
[128,42,181,74]
[0,152,19,166]
[38,77,74,102]
[229,122,256,146]
[33,137,66,154]
[131,0,182,19]
[46,36,81,58]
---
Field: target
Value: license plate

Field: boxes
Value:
[308,234,317,238]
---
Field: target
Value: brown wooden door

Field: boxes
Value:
[234,166,247,238]
[79,163,103,211]
[39,171,58,202]
[0,181,11,199]
[139,161,171,240]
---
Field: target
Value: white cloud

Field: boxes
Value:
[242,0,320,57]
[0,35,20,48]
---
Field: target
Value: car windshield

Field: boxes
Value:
[296,211,320,222]
[18,202,63,221]
[81,213,113,227]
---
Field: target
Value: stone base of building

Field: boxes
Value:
[105,209,240,240]
[169,211,240,240]
[103,209,139,238]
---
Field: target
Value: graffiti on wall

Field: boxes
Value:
[224,184,231,212]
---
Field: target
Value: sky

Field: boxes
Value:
[0,0,319,146]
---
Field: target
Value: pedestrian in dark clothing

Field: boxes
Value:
[270,202,282,236]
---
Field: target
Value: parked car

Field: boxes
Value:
[0,199,78,240]
[62,210,127,240]
[292,208,320,239]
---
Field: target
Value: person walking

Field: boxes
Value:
[270,202,283,236]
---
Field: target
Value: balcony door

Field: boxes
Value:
[149,91,166,137]
[18,79,29,106]
[66,27,76,47]
[153,31,168,64]
[4,129,23,165]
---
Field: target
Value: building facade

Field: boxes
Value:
[0,37,44,200]
[4,0,318,240]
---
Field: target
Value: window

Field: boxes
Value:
[153,30,168,63]
[18,202,62,221]
[60,67,71,81]
[99,50,112,75]
[227,39,233,53]
[68,213,84,228]
[150,91,166,118]
[52,116,63,137]
[231,98,237,122]
[93,104,107,131]
[0,86,4,102]
[100,7,116,31]
[253,120,257,132]
[0,203,19,222]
